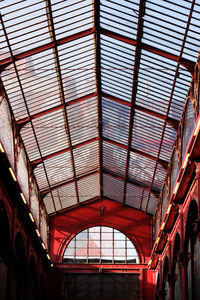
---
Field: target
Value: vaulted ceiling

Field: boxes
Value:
[0,0,199,216]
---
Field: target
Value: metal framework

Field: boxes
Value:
[0,0,199,215]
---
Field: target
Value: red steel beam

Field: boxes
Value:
[100,28,195,74]
[41,169,99,196]
[31,137,99,168]
[45,0,80,205]
[103,137,168,170]
[122,0,146,205]
[103,169,160,197]
[0,27,95,67]
[93,0,103,198]
[102,92,179,130]
[16,91,97,126]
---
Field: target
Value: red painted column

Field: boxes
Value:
[178,252,190,300]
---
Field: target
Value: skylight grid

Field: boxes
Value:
[78,173,100,203]
[100,0,139,40]
[43,152,73,187]
[51,183,77,210]
[29,109,69,157]
[103,142,127,177]
[152,164,166,190]
[131,111,164,156]
[43,195,55,214]
[126,183,148,210]
[67,97,98,146]
[102,97,130,146]
[182,4,200,62]
[51,0,94,39]
[103,173,124,203]
[34,164,49,190]
[73,141,99,177]
[159,124,177,161]
[58,35,96,103]
[1,0,51,52]
[128,152,156,187]
[143,0,190,55]
[146,194,158,214]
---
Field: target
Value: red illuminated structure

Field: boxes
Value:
[0,1,200,299]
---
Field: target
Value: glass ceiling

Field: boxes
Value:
[0,0,199,215]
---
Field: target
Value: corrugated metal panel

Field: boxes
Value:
[100,34,134,102]
[73,141,99,177]
[102,97,130,146]
[103,141,127,177]
[67,96,98,146]
[78,173,100,203]
[128,152,156,187]
[103,173,124,203]
[51,0,93,39]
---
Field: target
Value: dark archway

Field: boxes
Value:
[0,200,11,300]
[172,234,181,300]
[162,256,169,300]
[30,256,38,300]
[14,232,26,300]
[184,200,198,300]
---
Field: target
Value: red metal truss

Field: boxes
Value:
[122,0,146,205]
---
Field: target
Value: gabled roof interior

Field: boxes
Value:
[0,0,199,215]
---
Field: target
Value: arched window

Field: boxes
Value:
[63,226,139,264]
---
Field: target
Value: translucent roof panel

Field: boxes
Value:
[131,110,164,157]
[51,0,94,39]
[126,183,150,211]
[103,173,124,203]
[58,35,96,103]
[136,50,177,115]
[143,0,191,55]
[100,34,135,102]
[77,173,100,203]
[67,96,98,146]
[100,0,139,39]
[1,0,51,52]
[128,152,156,187]
[73,141,99,178]
[102,97,130,146]
[0,0,199,216]
[103,141,127,177]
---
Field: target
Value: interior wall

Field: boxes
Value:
[49,198,153,264]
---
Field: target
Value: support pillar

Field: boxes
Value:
[167,273,177,300]
[177,252,190,300]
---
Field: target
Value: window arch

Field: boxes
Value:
[63,226,139,264]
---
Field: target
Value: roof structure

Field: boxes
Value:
[0,0,199,215]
